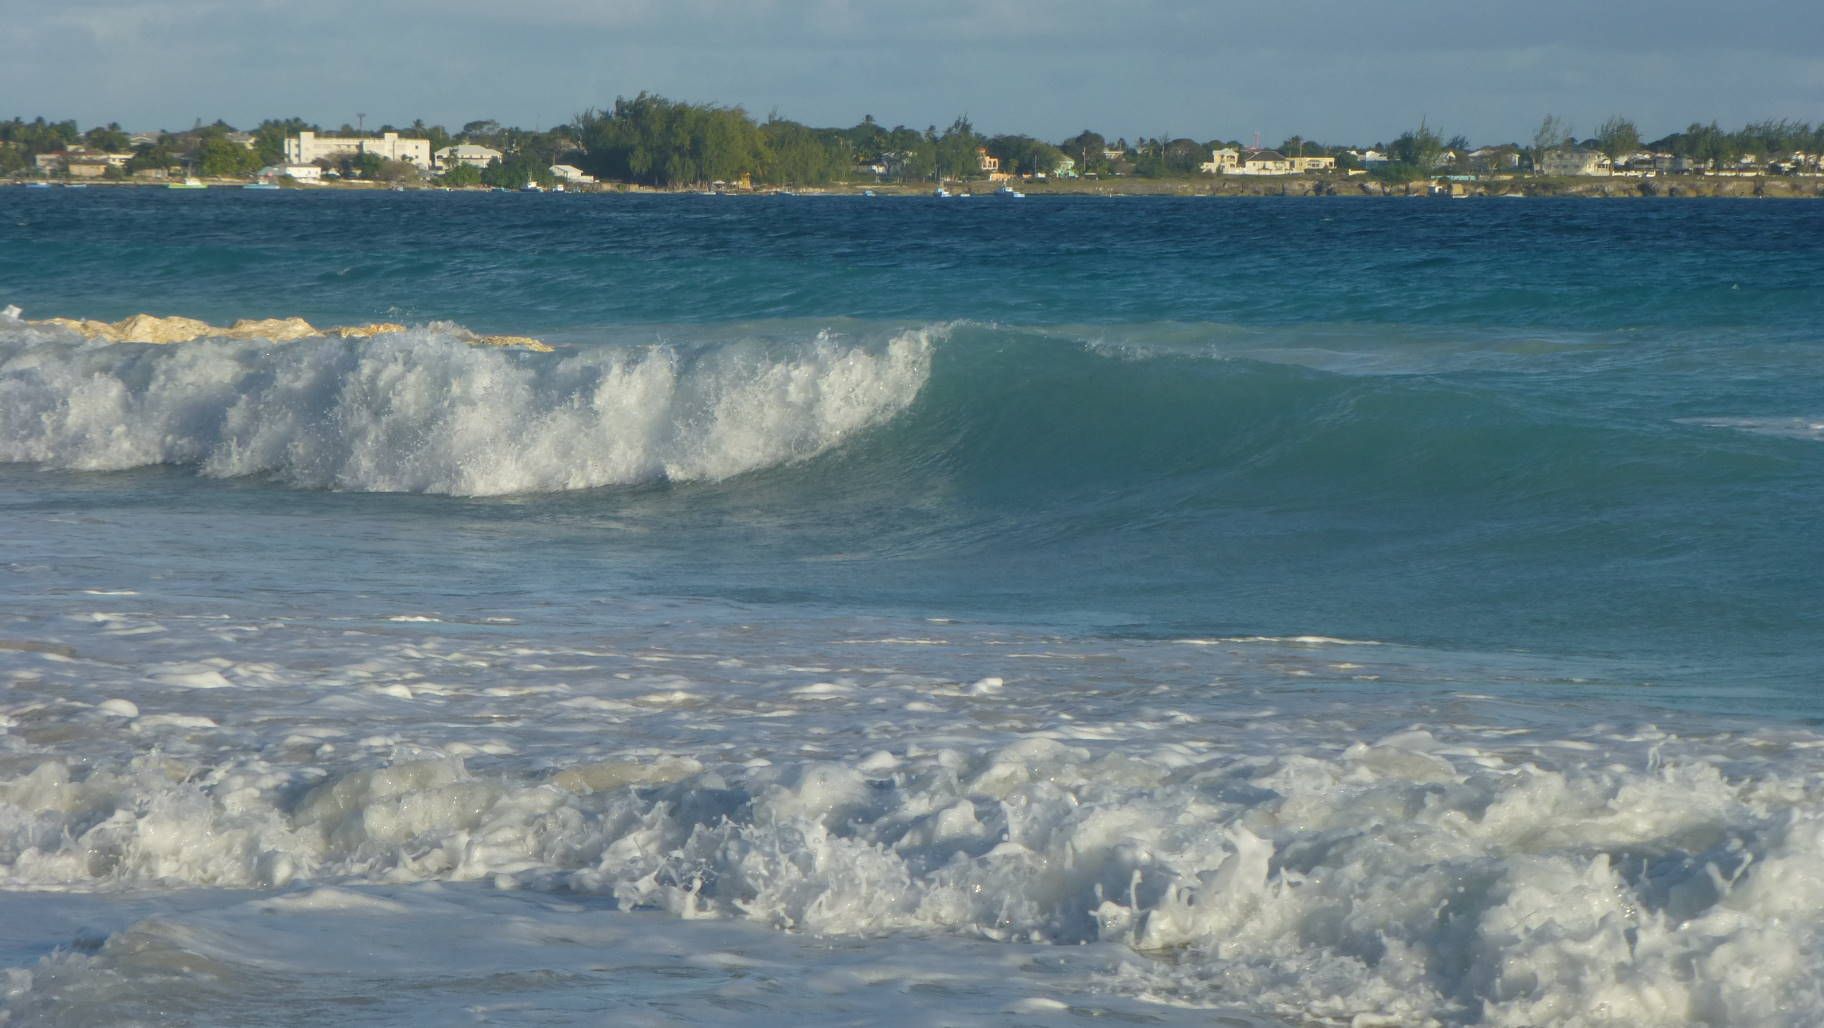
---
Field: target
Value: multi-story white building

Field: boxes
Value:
[284,131,431,167]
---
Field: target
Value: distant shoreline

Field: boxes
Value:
[13,176,1822,199]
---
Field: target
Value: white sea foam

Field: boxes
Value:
[1682,416,1824,441]
[0,322,936,495]
[1177,634,1384,646]
[5,613,1824,1024]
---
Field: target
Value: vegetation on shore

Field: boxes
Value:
[6,101,1824,192]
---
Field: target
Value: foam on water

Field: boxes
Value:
[6,195,1824,1025]
[0,321,935,495]
[1683,416,1824,442]
[6,607,1824,1025]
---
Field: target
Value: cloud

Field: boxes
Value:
[3,0,1820,143]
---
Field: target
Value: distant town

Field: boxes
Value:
[5,96,1823,197]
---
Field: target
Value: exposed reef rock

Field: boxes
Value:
[7,311,554,352]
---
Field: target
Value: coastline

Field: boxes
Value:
[13,175,1824,198]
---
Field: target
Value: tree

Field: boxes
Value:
[1679,121,1737,170]
[253,117,314,166]
[438,162,483,187]
[411,119,451,152]
[372,158,420,184]
[1595,116,1640,168]
[125,139,176,175]
[573,93,763,187]
[1387,120,1445,177]
[1531,114,1572,171]
[83,122,130,153]
[346,151,384,179]
[1061,130,1107,175]
[759,117,848,185]
[196,135,260,177]
[934,115,981,181]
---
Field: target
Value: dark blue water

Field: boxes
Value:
[3,188,1821,707]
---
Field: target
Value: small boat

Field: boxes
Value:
[168,177,207,190]
[24,182,52,189]
[933,186,951,198]
[62,183,88,189]
[862,189,876,197]
[520,182,543,193]
[244,182,281,191]
[995,185,1024,198]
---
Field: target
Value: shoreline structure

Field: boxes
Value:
[13,175,1821,198]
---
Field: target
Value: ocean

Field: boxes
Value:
[2,188,1821,1026]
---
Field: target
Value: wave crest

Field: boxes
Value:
[0,323,936,495]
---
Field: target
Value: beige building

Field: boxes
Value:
[433,144,503,171]
[33,148,133,176]
[1200,147,1241,173]
[1540,148,1608,176]
[285,131,431,167]
[1287,154,1335,173]
[549,164,596,185]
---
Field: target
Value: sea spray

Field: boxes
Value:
[0,322,936,494]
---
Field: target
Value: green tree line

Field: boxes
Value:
[10,105,1824,184]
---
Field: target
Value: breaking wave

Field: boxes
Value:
[6,726,1824,1024]
[0,321,936,496]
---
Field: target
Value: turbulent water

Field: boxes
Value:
[2,189,1822,1026]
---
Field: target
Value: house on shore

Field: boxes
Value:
[32,147,133,177]
[285,131,431,168]
[258,163,323,182]
[549,164,595,185]
[977,147,1011,181]
[1201,148,1335,175]
[433,144,503,171]
[1539,148,1609,176]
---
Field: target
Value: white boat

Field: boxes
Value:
[244,182,281,191]
[933,186,951,198]
[168,177,207,190]
[995,185,1024,198]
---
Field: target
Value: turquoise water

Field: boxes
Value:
[3,189,1823,1025]
[6,190,1818,703]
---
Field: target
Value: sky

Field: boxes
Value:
[9,0,1824,147]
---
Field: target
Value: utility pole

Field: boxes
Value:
[357,113,366,135]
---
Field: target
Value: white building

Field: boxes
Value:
[285,131,431,167]
[1202,148,1334,175]
[434,144,503,171]
[549,164,596,185]
[258,163,322,182]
